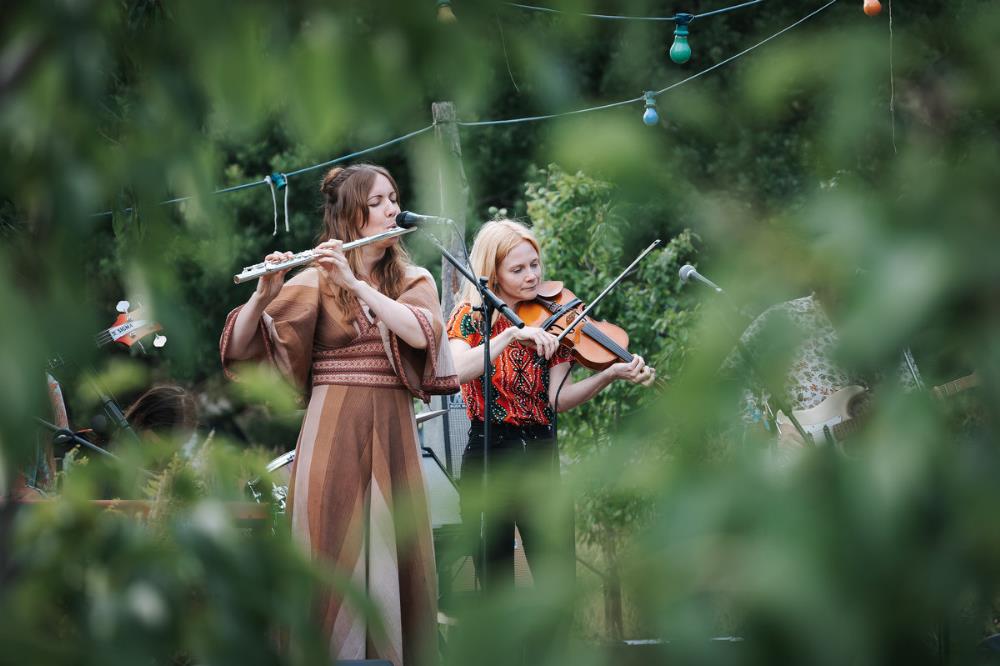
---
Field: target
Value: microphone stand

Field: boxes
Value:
[49,356,143,448]
[34,417,120,460]
[684,275,814,446]
[78,369,143,448]
[425,233,524,593]
[35,417,158,484]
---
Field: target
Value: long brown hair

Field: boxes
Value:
[318,164,412,313]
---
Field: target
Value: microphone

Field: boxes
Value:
[395,211,453,229]
[678,264,724,293]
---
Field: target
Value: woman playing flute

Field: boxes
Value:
[221,163,458,666]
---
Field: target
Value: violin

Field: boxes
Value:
[516,281,635,371]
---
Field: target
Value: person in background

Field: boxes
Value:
[123,384,199,449]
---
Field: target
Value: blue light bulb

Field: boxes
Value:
[642,91,659,126]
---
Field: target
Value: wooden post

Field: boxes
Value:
[431,101,470,318]
[428,101,471,477]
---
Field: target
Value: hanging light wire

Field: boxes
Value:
[459,0,838,128]
[504,0,765,22]
[91,125,434,218]
[92,1,836,218]
[654,0,838,96]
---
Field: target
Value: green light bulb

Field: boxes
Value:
[670,23,691,64]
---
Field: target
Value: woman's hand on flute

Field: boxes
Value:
[228,250,293,361]
[255,251,295,305]
[314,240,360,291]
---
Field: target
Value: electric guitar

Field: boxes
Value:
[775,372,980,448]
[95,300,167,353]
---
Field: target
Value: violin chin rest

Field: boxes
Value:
[535,280,564,298]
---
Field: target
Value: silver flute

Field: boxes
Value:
[233,227,416,284]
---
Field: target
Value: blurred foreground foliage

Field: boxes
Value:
[525,164,699,639]
[0,439,333,665]
[1,0,999,664]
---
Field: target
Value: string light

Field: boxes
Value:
[670,13,694,64]
[863,0,882,16]
[92,2,839,219]
[437,0,457,23]
[642,91,659,126]
[506,2,767,66]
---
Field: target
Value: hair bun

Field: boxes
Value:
[321,166,346,193]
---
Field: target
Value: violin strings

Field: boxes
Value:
[579,321,632,361]
[535,295,632,363]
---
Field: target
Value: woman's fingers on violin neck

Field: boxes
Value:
[617,361,653,383]
[629,365,656,386]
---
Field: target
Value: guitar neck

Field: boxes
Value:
[831,417,863,441]
[932,373,980,400]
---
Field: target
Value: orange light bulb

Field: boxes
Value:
[863,0,882,16]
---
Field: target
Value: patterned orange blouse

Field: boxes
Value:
[447,302,572,426]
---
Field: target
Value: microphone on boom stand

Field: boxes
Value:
[679,264,724,293]
[395,211,454,229]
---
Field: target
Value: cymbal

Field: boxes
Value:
[415,409,447,425]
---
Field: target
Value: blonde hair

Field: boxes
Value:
[460,219,542,322]
[318,164,411,313]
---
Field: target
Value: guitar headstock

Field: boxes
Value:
[96,300,167,353]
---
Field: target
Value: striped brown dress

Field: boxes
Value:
[221,266,458,665]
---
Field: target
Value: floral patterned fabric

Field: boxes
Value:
[724,295,858,425]
[724,294,920,428]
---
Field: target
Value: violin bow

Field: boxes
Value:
[553,239,661,345]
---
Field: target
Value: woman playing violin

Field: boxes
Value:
[446,219,655,596]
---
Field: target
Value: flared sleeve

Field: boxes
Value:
[219,268,322,394]
[378,266,460,402]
